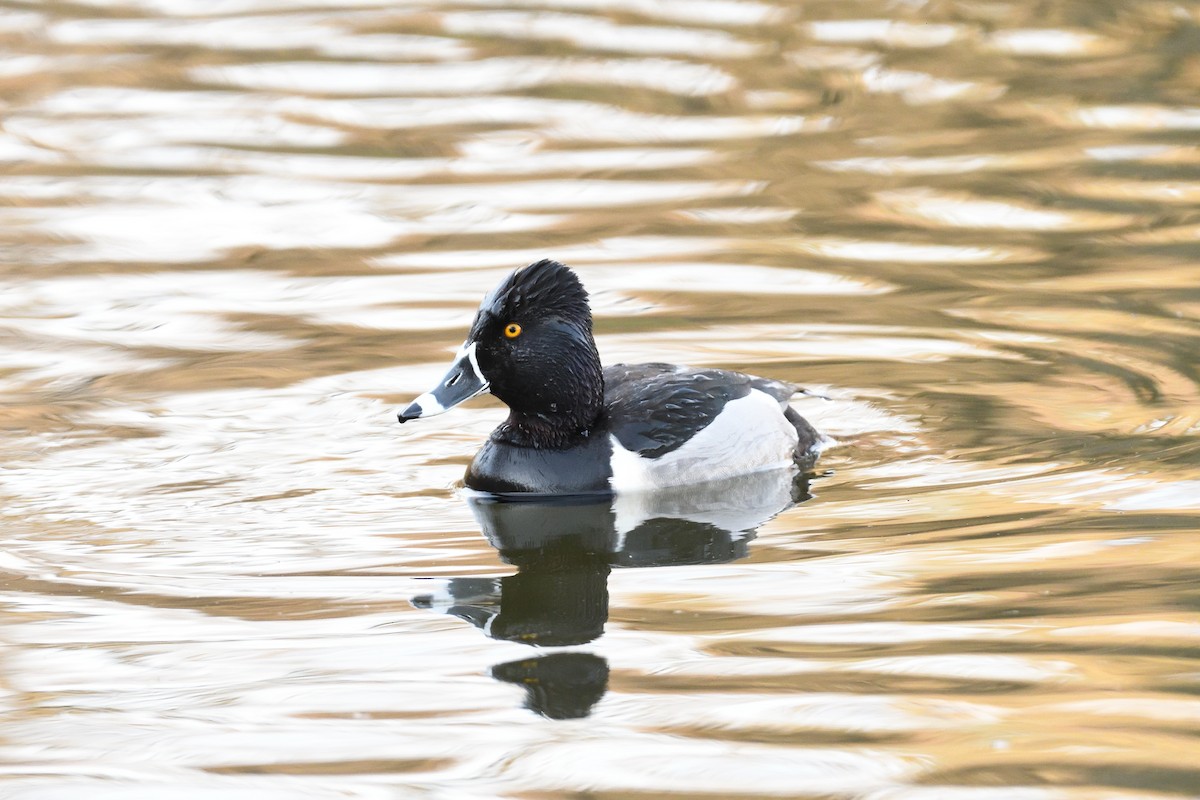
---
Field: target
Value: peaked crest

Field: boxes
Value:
[481,259,591,326]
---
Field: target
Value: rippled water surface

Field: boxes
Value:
[3,0,1200,797]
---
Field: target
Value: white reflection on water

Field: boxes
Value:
[1058,178,1200,205]
[645,653,1075,684]
[584,263,890,296]
[814,145,1123,176]
[64,0,398,11]
[48,14,473,60]
[440,10,766,57]
[806,19,965,48]
[69,0,784,26]
[47,143,716,178]
[194,57,736,96]
[0,53,146,77]
[0,9,42,32]
[1,272,296,351]
[0,174,755,210]
[850,654,1076,684]
[1085,144,1200,163]
[1033,103,1200,130]
[374,235,728,268]
[870,188,1136,231]
[0,347,170,387]
[10,108,347,149]
[857,66,1007,105]
[504,738,916,796]
[986,28,1125,58]
[609,692,1003,733]
[31,86,829,144]
[0,133,63,164]
[597,324,1019,366]
[788,45,882,70]
[459,0,784,27]
[791,237,1046,264]
[0,199,557,263]
[0,175,759,262]
[1106,481,1200,511]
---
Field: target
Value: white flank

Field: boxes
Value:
[608,389,800,494]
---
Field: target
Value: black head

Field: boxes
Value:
[476,258,592,329]
[397,259,605,446]
[469,260,604,445]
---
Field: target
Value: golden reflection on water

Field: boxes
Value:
[2,0,1199,798]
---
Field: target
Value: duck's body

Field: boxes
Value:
[399,260,822,496]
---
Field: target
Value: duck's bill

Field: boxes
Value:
[397,342,489,423]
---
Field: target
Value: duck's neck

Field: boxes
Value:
[494,410,597,449]
[493,346,605,450]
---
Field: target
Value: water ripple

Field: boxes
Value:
[2,0,1199,798]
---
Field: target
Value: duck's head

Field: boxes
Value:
[398,259,604,441]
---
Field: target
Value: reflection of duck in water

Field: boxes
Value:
[411,469,810,718]
[398,259,825,495]
[491,653,609,721]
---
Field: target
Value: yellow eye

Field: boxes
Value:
[504,322,522,339]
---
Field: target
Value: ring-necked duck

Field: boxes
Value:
[398,259,824,495]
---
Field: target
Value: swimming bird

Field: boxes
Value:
[398,259,822,495]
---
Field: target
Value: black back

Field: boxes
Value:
[602,363,799,459]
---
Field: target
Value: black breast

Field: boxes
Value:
[466,434,613,495]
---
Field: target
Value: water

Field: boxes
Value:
[2,0,1199,797]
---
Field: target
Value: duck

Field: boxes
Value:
[397,259,823,495]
